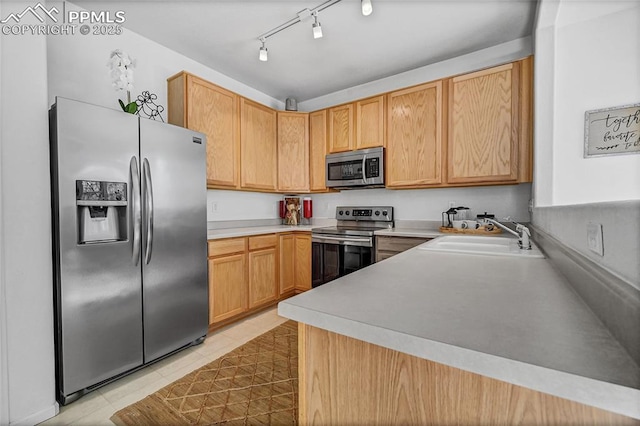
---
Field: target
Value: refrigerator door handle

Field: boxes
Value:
[130,156,141,265]
[142,158,154,264]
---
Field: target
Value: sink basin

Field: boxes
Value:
[417,235,544,258]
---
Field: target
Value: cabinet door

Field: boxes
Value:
[241,98,277,190]
[187,76,239,188]
[328,104,354,153]
[448,63,519,183]
[294,234,312,291]
[209,254,247,325]
[279,234,295,295]
[356,95,385,149]
[248,248,278,309]
[387,81,444,187]
[309,110,328,191]
[278,112,309,192]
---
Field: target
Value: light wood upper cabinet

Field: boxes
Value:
[277,112,309,192]
[294,234,312,292]
[356,95,385,149]
[309,110,328,192]
[448,62,519,184]
[167,72,239,188]
[386,81,445,187]
[240,98,278,190]
[518,56,533,183]
[328,104,355,153]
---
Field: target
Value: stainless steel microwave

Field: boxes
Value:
[325,147,384,188]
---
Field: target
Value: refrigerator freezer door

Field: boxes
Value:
[140,119,208,362]
[50,98,143,399]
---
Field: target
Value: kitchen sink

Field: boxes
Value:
[417,235,545,258]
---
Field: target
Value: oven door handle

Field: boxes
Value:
[312,235,373,247]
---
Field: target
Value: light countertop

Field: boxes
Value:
[207,225,314,240]
[278,236,640,419]
[374,227,443,238]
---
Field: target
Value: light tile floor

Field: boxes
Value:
[39,306,288,426]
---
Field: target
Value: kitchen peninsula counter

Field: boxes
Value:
[278,236,640,423]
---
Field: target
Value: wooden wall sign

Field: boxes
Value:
[584,103,640,157]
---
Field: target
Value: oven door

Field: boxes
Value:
[311,235,374,287]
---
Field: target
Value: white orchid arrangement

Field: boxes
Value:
[107,49,137,113]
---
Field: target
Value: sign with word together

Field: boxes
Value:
[584,103,640,157]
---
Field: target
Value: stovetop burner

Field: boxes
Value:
[311,206,394,237]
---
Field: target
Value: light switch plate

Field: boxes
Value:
[587,222,604,256]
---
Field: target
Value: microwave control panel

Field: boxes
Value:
[365,157,380,177]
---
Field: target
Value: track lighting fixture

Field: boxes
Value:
[361,0,373,16]
[312,12,323,39]
[259,39,268,62]
[256,0,373,62]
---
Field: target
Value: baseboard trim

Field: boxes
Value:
[10,402,59,426]
[531,225,640,366]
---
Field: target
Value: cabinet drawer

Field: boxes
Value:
[208,238,246,257]
[249,234,277,251]
[376,236,431,253]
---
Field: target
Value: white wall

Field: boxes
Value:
[299,36,533,111]
[534,0,640,206]
[0,3,58,424]
[47,3,284,112]
[311,184,532,222]
[0,0,8,423]
[207,190,283,221]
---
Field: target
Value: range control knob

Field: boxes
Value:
[382,210,388,216]
[374,210,380,216]
[345,211,350,215]
[338,210,344,216]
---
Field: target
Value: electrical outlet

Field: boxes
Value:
[587,223,604,256]
[209,201,218,215]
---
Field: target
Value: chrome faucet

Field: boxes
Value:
[484,218,532,250]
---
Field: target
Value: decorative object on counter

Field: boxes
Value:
[135,91,165,122]
[302,197,312,225]
[584,103,640,157]
[284,196,300,226]
[441,209,500,234]
[107,49,137,114]
[279,200,287,219]
[439,225,502,235]
[442,206,471,228]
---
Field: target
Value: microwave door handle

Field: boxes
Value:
[361,154,368,185]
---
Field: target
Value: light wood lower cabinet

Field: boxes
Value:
[294,234,312,292]
[279,233,312,294]
[209,232,310,329]
[375,235,432,262]
[248,247,278,309]
[299,324,638,426]
[207,238,247,324]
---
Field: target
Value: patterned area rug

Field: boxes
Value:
[110,320,298,425]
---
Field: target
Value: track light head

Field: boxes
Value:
[312,13,323,39]
[259,39,268,61]
[361,0,373,16]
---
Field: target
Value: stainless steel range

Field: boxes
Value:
[311,206,394,287]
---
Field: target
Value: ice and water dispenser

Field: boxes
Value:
[76,180,127,244]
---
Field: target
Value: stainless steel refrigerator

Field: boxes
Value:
[49,97,208,405]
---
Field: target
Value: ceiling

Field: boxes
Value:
[73,0,538,103]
